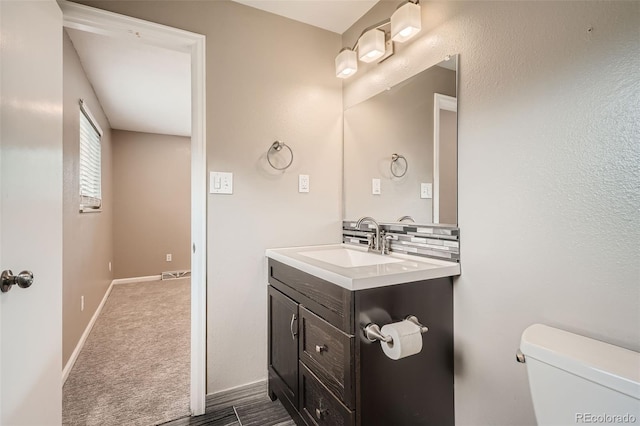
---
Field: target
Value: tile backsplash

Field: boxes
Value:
[342,221,460,262]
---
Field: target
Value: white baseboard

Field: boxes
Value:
[62,279,115,384]
[112,275,161,285]
[205,379,267,397]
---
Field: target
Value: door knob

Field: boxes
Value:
[1,270,34,293]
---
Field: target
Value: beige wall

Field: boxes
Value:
[72,0,344,393]
[62,30,113,366]
[111,130,190,279]
[344,1,640,425]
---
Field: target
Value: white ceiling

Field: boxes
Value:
[231,0,380,34]
[66,2,379,138]
[66,28,191,137]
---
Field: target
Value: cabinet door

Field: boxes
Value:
[268,286,299,407]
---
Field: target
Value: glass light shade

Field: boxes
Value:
[358,29,386,63]
[391,2,421,43]
[335,49,358,78]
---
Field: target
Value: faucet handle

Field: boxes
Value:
[365,233,375,250]
[382,232,397,255]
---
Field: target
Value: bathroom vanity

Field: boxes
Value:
[267,53,461,425]
[266,244,459,425]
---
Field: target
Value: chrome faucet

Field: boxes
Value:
[355,216,381,253]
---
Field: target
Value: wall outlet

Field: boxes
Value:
[166,253,172,262]
[81,296,84,312]
[421,183,433,199]
[298,174,310,193]
[372,178,381,195]
[108,261,112,272]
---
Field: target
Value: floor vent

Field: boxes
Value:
[161,270,191,280]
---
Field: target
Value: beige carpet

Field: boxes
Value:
[63,279,191,426]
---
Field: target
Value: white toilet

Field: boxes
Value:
[519,324,640,425]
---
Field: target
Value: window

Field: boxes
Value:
[79,99,103,211]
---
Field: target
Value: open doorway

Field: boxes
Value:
[59,0,206,420]
[433,93,457,225]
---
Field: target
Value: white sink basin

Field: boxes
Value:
[266,244,461,290]
[299,248,404,268]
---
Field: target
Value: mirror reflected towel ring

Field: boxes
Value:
[390,153,408,178]
[267,140,294,170]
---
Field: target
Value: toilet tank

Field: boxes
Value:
[520,324,640,426]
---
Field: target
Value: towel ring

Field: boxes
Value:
[390,153,408,178]
[267,141,294,170]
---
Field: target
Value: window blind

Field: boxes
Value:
[79,100,103,210]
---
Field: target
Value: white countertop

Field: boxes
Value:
[265,244,461,291]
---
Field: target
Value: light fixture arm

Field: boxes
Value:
[346,0,420,51]
[396,0,420,10]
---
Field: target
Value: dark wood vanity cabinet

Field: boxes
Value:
[268,259,454,426]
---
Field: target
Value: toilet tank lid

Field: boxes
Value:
[520,324,640,399]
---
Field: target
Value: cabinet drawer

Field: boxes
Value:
[269,259,353,333]
[300,306,354,408]
[299,362,355,426]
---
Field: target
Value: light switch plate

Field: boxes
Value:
[421,183,432,199]
[299,174,310,193]
[372,178,381,195]
[210,171,233,194]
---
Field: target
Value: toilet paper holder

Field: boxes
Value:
[363,315,428,343]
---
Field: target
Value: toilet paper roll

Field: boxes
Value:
[380,320,423,360]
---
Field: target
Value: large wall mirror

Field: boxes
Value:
[343,55,458,225]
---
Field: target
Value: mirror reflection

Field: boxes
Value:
[343,56,458,224]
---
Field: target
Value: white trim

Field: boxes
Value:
[205,379,267,397]
[60,1,207,416]
[189,30,207,417]
[433,93,457,224]
[62,280,114,384]
[60,1,200,52]
[0,0,3,419]
[111,275,162,285]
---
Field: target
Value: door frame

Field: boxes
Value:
[433,93,457,224]
[59,1,207,415]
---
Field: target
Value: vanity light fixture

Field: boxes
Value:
[358,28,386,63]
[335,48,358,78]
[391,0,422,43]
[334,0,421,79]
